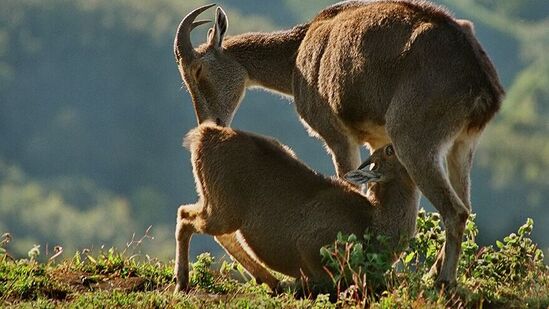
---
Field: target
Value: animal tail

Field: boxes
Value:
[456,19,505,131]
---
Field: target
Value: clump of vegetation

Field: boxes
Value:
[0,237,68,303]
[188,252,242,294]
[320,231,395,297]
[320,209,548,307]
[1,210,548,308]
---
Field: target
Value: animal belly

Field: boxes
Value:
[296,12,400,145]
[238,229,303,278]
[349,121,390,148]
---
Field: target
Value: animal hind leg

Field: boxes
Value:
[215,233,280,291]
[425,132,479,279]
[446,131,480,211]
[386,116,470,287]
[294,237,334,296]
[394,141,468,286]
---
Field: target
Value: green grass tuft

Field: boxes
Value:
[1,210,548,308]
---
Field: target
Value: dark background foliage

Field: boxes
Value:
[0,0,547,260]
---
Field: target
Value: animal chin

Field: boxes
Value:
[363,172,382,184]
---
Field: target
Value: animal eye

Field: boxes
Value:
[385,145,394,156]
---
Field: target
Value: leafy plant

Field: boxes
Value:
[0,259,68,302]
[1,210,547,307]
[319,209,549,307]
[320,231,395,296]
[0,233,11,260]
[189,253,242,294]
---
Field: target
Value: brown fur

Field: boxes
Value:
[174,0,505,286]
[174,123,420,293]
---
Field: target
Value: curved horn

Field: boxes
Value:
[192,20,212,30]
[174,3,216,63]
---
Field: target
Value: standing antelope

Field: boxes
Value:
[174,123,420,293]
[173,1,504,286]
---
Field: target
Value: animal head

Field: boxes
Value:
[174,4,247,127]
[344,145,410,185]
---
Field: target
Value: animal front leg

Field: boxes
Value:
[215,233,280,291]
[173,203,203,293]
[304,118,361,178]
[174,222,193,292]
[328,138,362,178]
[292,79,361,178]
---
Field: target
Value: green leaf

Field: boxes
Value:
[348,234,357,242]
[404,251,415,264]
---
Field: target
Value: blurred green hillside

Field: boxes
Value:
[0,0,547,261]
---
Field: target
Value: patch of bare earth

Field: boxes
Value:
[49,267,150,294]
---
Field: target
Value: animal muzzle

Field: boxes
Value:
[344,156,381,185]
[344,169,381,185]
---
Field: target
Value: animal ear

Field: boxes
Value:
[457,19,475,35]
[385,145,394,156]
[208,7,228,48]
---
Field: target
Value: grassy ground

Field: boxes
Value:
[1,211,548,308]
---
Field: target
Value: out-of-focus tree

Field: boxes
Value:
[475,0,549,21]
[0,158,134,258]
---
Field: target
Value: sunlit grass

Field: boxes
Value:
[1,211,548,308]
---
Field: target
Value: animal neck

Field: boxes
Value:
[368,179,420,237]
[223,24,309,96]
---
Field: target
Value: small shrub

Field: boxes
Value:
[320,208,549,307]
[320,231,395,296]
[1,211,547,307]
[189,252,241,294]
[73,247,172,290]
[0,259,68,301]
[0,233,12,259]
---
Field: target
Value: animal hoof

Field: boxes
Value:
[173,279,190,295]
[272,280,295,295]
[173,284,182,295]
[434,276,457,290]
[173,282,190,294]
